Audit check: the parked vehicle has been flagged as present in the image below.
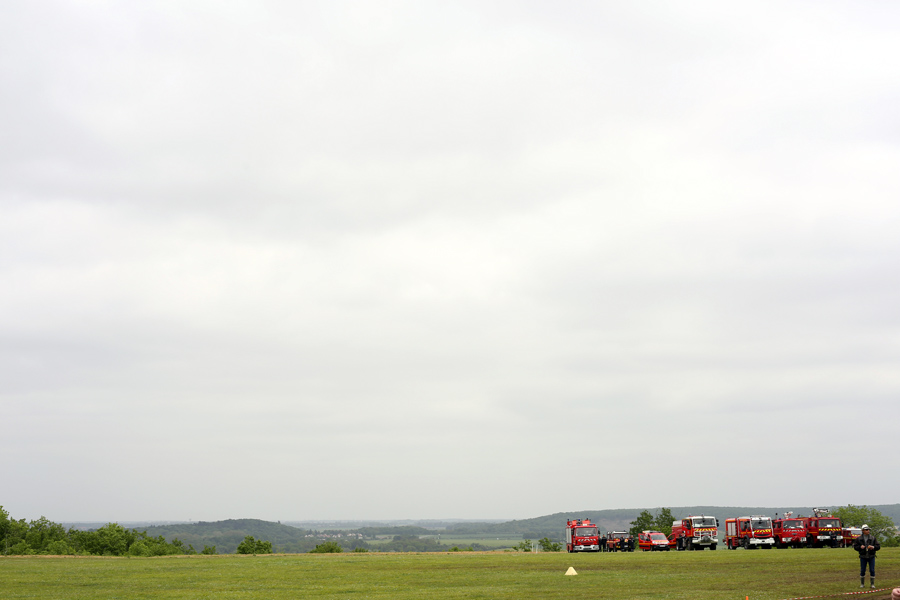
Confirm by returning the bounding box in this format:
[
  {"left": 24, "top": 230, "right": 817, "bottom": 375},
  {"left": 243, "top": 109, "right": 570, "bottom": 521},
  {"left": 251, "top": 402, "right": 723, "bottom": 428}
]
[
  {"left": 638, "top": 531, "right": 671, "bottom": 551},
  {"left": 773, "top": 513, "right": 808, "bottom": 548},
  {"left": 565, "top": 518, "right": 601, "bottom": 553},
  {"left": 805, "top": 508, "right": 843, "bottom": 548},
  {"left": 667, "top": 532, "right": 679, "bottom": 550},
  {"left": 842, "top": 526, "right": 862, "bottom": 548},
  {"left": 672, "top": 516, "right": 719, "bottom": 550},
  {"left": 725, "top": 516, "right": 775, "bottom": 549},
  {"left": 606, "top": 531, "right": 633, "bottom": 552}
]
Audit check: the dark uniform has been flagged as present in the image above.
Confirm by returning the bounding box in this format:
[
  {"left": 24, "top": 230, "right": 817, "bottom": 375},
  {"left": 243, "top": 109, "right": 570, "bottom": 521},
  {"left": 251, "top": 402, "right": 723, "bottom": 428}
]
[{"left": 853, "top": 527, "right": 880, "bottom": 588}]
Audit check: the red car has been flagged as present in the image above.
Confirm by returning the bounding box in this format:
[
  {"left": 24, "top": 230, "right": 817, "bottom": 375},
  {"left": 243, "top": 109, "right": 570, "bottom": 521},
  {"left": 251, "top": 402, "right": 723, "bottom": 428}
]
[{"left": 638, "top": 531, "right": 671, "bottom": 551}]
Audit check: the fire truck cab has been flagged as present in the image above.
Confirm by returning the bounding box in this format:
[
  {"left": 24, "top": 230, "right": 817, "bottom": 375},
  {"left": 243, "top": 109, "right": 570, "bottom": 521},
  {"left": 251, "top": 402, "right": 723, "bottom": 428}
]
[
  {"left": 671, "top": 515, "right": 718, "bottom": 551},
  {"left": 565, "top": 518, "right": 601, "bottom": 553},
  {"left": 805, "top": 509, "right": 843, "bottom": 548},
  {"left": 725, "top": 516, "right": 775, "bottom": 549},
  {"left": 773, "top": 513, "right": 808, "bottom": 548}
]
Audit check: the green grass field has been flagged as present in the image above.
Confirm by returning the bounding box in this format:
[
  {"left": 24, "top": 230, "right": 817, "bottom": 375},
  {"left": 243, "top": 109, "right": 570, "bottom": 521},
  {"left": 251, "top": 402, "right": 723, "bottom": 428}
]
[{"left": 1, "top": 548, "right": 898, "bottom": 600}]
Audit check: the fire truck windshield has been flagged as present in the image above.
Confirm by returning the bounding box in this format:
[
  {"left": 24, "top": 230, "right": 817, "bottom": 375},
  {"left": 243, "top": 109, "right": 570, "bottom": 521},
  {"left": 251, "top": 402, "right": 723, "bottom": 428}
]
[
  {"left": 650, "top": 533, "right": 667, "bottom": 541},
  {"left": 819, "top": 519, "right": 840, "bottom": 528},
  {"left": 575, "top": 527, "right": 598, "bottom": 537},
  {"left": 692, "top": 517, "right": 716, "bottom": 527},
  {"left": 751, "top": 518, "right": 772, "bottom": 529},
  {"left": 783, "top": 520, "right": 804, "bottom": 529}
]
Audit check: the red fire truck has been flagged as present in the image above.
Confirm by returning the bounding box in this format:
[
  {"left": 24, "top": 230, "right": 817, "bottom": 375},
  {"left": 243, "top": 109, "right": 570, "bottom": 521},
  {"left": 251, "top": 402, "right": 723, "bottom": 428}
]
[
  {"left": 842, "top": 526, "right": 862, "bottom": 548},
  {"left": 671, "top": 515, "right": 719, "bottom": 550},
  {"left": 565, "top": 518, "right": 601, "bottom": 553},
  {"left": 772, "top": 512, "right": 808, "bottom": 548},
  {"left": 725, "top": 516, "right": 775, "bottom": 549},
  {"left": 805, "top": 508, "right": 843, "bottom": 548}
]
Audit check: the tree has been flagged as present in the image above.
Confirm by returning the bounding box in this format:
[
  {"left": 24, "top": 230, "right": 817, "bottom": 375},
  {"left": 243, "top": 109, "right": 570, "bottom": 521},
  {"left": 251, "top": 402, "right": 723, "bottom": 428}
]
[
  {"left": 833, "top": 505, "right": 898, "bottom": 546},
  {"left": 654, "top": 508, "right": 675, "bottom": 536},
  {"left": 236, "top": 535, "right": 273, "bottom": 554},
  {"left": 127, "top": 540, "right": 153, "bottom": 557},
  {"left": 201, "top": 545, "right": 217, "bottom": 555},
  {"left": 629, "top": 510, "right": 655, "bottom": 537},
  {"left": 514, "top": 539, "right": 533, "bottom": 552},
  {"left": 45, "top": 539, "right": 75, "bottom": 555},
  {"left": 24, "top": 517, "right": 68, "bottom": 553},
  {"left": 308, "top": 541, "right": 343, "bottom": 553},
  {"left": 538, "top": 537, "right": 562, "bottom": 552},
  {"left": 631, "top": 508, "right": 676, "bottom": 538},
  {"left": 91, "top": 523, "right": 134, "bottom": 556},
  {"left": 0, "top": 506, "right": 11, "bottom": 549}
]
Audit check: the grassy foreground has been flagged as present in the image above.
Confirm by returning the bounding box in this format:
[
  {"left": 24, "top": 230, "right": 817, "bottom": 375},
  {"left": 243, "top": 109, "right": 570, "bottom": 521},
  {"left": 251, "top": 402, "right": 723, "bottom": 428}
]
[{"left": 1, "top": 548, "right": 898, "bottom": 600}]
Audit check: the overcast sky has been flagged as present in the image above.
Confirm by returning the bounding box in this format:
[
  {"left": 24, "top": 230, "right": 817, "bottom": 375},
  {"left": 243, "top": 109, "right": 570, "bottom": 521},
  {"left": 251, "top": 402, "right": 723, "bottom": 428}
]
[{"left": 3, "top": 0, "right": 900, "bottom": 523}]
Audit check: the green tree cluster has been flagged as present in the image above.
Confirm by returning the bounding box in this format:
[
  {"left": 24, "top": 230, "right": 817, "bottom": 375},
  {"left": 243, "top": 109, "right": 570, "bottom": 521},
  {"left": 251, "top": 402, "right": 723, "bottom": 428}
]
[
  {"left": 833, "top": 505, "right": 898, "bottom": 547},
  {"left": 308, "top": 540, "right": 343, "bottom": 553},
  {"left": 514, "top": 539, "right": 533, "bottom": 552},
  {"left": 0, "top": 507, "right": 198, "bottom": 556},
  {"left": 235, "top": 535, "right": 273, "bottom": 554},
  {"left": 629, "top": 508, "right": 675, "bottom": 538},
  {"left": 538, "top": 537, "right": 562, "bottom": 552}
]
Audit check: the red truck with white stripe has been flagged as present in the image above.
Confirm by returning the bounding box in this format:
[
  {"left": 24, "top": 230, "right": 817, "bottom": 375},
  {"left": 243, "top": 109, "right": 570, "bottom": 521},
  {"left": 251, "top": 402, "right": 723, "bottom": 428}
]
[
  {"left": 725, "top": 516, "right": 775, "bottom": 549},
  {"left": 773, "top": 512, "right": 808, "bottom": 548},
  {"left": 805, "top": 508, "right": 843, "bottom": 548},
  {"left": 671, "top": 515, "right": 719, "bottom": 550},
  {"left": 565, "top": 518, "right": 601, "bottom": 553}
]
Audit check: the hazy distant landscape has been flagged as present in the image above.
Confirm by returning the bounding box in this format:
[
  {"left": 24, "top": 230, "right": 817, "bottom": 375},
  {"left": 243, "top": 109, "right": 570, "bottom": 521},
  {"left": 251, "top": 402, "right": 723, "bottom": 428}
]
[{"left": 58, "top": 504, "right": 900, "bottom": 554}]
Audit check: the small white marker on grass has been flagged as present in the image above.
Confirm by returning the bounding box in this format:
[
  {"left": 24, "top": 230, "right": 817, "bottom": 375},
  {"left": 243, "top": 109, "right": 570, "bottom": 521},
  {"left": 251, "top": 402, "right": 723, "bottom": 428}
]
[{"left": 565, "top": 567, "right": 577, "bottom": 576}]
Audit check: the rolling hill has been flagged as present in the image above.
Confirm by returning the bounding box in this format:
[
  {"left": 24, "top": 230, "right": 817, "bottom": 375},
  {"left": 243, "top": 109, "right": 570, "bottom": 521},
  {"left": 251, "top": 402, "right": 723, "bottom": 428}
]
[{"left": 129, "top": 504, "right": 900, "bottom": 552}]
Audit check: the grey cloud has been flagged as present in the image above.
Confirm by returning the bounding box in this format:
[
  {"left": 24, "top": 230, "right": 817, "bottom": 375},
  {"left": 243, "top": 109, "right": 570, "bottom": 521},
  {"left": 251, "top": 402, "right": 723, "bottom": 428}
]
[{"left": 2, "top": 0, "right": 899, "bottom": 522}]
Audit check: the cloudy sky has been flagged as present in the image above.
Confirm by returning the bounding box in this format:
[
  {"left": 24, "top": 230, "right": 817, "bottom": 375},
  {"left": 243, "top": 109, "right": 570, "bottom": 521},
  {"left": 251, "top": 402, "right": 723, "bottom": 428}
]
[{"left": 3, "top": 0, "right": 900, "bottom": 523}]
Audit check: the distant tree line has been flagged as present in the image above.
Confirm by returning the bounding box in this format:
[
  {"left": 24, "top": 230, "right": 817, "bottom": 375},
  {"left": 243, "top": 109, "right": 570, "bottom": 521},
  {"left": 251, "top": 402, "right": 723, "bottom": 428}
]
[
  {"left": 140, "top": 519, "right": 312, "bottom": 553},
  {"left": 354, "top": 526, "right": 432, "bottom": 538},
  {"left": 0, "top": 507, "right": 215, "bottom": 556}
]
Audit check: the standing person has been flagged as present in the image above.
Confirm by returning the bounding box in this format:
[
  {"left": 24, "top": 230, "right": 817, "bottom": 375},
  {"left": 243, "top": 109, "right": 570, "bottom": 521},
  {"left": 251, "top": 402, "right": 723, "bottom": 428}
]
[{"left": 853, "top": 525, "right": 880, "bottom": 588}]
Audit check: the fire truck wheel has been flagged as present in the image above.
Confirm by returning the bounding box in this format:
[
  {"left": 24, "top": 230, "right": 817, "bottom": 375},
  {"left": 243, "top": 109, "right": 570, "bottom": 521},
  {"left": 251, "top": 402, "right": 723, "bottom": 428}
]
[
  {"left": 741, "top": 537, "right": 750, "bottom": 550},
  {"left": 710, "top": 544, "right": 716, "bottom": 551}
]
